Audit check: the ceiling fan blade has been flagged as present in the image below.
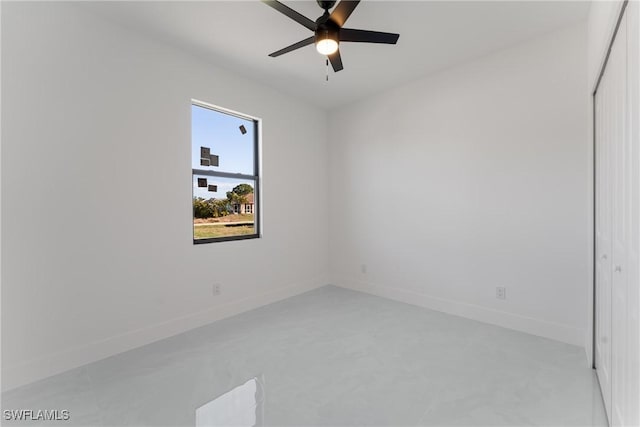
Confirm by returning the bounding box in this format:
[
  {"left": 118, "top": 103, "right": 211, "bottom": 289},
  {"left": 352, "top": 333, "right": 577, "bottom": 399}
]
[
  {"left": 330, "top": 1, "right": 360, "bottom": 27},
  {"left": 268, "top": 37, "right": 315, "bottom": 57},
  {"left": 340, "top": 28, "right": 400, "bottom": 44},
  {"left": 328, "top": 49, "right": 344, "bottom": 72},
  {"left": 261, "top": 1, "right": 317, "bottom": 31}
]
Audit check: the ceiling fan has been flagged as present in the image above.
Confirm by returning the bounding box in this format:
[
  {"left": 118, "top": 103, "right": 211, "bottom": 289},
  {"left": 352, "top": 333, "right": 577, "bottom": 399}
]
[{"left": 261, "top": 0, "right": 400, "bottom": 72}]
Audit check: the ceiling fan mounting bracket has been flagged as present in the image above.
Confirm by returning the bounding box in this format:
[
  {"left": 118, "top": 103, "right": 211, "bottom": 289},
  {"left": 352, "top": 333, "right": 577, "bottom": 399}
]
[
  {"left": 315, "top": 18, "right": 339, "bottom": 33},
  {"left": 317, "top": 1, "right": 337, "bottom": 11}
]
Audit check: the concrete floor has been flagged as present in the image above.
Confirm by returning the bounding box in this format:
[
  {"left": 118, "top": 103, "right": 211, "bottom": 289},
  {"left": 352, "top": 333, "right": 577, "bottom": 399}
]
[{"left": 2, "top": 285, "right": 607, "bottom": 426}]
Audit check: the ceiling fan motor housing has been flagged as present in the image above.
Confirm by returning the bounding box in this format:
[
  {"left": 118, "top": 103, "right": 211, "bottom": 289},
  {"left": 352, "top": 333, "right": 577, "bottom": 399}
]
[{"left": 315, "top": 21, "right": 339, "bottom": 45}]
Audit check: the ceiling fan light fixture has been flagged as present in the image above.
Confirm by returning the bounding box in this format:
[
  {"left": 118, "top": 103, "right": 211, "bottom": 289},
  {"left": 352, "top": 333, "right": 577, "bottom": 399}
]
[
  {"left": 315, "top": 31, "right": 338, "bottom": 55},
  {"left": 316, "top": 38, "right": 338, "bottom": 55}
]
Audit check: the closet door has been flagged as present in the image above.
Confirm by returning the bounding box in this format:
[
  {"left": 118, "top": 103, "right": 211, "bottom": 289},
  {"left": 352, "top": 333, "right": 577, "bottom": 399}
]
[
  {"left": 625, "top": 2, "right": 640, "bottom": 425},
  {"left": 595, "top": 4, "right": 640, "bottom": 425},
  {"left": 610, "top": 13, "right": 629, "bottom": 427},
  {"left": 595, "top": 10, "right": 628, "bottom": 423},
  {"left": 595, "top": 54, "right": 614, "bottom": 421}
]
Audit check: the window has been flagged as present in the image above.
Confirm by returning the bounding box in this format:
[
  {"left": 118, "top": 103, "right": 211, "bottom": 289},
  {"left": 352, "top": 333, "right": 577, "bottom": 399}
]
[{"left": 192, "top": 101, "right": 260, "bottom": 243}]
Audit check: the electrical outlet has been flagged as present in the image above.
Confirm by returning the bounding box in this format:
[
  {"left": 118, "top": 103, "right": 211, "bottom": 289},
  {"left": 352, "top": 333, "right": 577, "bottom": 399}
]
[
  {"left": 361, "top": 264, "right": 367, "bottom": 274},
  {"left": 496, "top": 287, "right": 506, "bottom": 300},
  {"left": 212, "top": 284, "right": 221, "bottom": 296}
]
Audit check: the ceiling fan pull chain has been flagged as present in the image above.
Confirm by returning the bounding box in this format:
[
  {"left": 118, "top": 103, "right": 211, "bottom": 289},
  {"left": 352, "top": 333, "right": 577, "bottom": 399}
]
[{"left": 326, "top": 58, "right": 329, "bottom": 82}]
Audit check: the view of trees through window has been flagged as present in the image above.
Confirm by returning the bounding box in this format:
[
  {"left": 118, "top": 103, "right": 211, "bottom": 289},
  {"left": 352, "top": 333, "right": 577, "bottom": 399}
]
[{"left": 192, "top": 103, "right": 259, "bottom": 242}]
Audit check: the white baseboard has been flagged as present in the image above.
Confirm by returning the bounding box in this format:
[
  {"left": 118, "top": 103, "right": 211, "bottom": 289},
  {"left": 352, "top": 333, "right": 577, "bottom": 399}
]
[
  {"left": 334, "top": 277, "right": 585, "bottom": 347},
  {"left": 4, "top": 276, "right": 586, "bottom": 392},
  {"left": 2, "top": 277, "right": 327, "bottom": 392}
]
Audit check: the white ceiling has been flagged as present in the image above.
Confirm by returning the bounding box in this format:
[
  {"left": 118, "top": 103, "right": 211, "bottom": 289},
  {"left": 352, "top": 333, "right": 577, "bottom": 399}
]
[{"left": 80, "top": 1, "right": 590, "bottom": 109}]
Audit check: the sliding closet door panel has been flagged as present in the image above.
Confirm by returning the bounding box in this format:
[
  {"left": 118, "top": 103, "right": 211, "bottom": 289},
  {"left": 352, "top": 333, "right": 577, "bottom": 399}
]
[
  {"left": 596, "top": 53, "right": 614, "bottom": 421},
  {"left": 596, "top": 3, "right": 640, "bottom": 424},
  {"left": 611, "top": 13, "right": 629, "bottom": 427},
  {"left": 595, "top": 4, "right": 640, "bottom": 424},
  {"left": 626, "top": 2, "right": 640, "bottom": 425}
]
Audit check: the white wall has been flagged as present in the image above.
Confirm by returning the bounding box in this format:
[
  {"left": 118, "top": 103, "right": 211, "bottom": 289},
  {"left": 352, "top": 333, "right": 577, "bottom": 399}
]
[
  {"left": 328, "top": 23, "right": 590, "bottom": 346},
  {"left": 1, "top": 2, "right": 329, "bottom": 391}
]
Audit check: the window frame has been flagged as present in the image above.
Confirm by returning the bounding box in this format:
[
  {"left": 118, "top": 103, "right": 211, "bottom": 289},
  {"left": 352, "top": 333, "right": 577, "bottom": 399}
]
[{"left": 191, "top": 100, "right": 261, "bottom": 244}]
